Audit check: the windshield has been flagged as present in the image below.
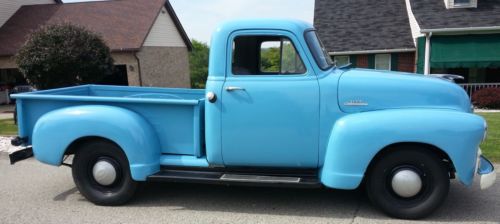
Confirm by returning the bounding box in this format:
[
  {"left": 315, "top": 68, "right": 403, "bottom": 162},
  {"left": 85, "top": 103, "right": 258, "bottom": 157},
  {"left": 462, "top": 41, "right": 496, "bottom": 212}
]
[{"left": 304, "top": 30, "right": 334, "bottom": 70}]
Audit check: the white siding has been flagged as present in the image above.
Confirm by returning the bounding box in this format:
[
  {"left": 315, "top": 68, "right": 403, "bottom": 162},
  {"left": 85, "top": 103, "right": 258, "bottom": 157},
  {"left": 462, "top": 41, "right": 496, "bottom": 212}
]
[
  {"left": 0, "top": 0, "right": 54, "bottom": 27},
  {"left": 405, "top": 0, "right": 423, "bottom": 45},
  {"left": 143, "top": 7, "right": 186, "bottom": 47}
]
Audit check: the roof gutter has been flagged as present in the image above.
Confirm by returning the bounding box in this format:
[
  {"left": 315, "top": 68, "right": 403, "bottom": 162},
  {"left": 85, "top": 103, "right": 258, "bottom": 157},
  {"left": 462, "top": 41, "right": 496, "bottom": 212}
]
[
  {"left": 329, "top": 48, "right": 415, "bottom": 56},
  {"left": 420, "top": 26, "right": 500, "bottom": 34}
]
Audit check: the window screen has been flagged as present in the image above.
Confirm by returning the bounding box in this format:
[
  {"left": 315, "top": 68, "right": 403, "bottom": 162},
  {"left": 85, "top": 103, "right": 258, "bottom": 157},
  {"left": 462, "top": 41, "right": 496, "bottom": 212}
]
[{"left": 375, "top": 54, "right": 391, "bottom": 70}]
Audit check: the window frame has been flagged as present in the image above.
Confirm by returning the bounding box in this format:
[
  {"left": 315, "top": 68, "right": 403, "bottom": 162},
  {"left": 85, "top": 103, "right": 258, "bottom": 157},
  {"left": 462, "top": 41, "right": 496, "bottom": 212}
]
[
  {"left": 374, "top": 54, "right": 392, "bottom": 70},
  {"left": 230, "top": 33, "right": 308, "bottom": 77},
  {"left": 303, "top": 30, "right": 334, "bottom": 71},
  {"left": 450, "top": 0, "right": 476, "bottom": 8}
]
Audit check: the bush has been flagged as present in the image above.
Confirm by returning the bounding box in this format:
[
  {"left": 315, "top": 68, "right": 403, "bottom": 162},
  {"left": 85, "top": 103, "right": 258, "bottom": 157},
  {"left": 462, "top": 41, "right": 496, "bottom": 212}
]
[
  {"left": 16, "top": 24, "right": 114, "bottom": 90},
  {"left": 472, "top": 88, "right": 500, "bottom": 109},
  {"left": 189, "top": 40, "right": 209, "bottom": 89}
]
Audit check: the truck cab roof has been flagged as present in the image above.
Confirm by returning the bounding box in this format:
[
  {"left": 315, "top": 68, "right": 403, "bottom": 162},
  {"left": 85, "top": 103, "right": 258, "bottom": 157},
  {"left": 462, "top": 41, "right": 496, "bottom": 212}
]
[{"left": 209, "top": 19, "right": 316, "bottom": 78}]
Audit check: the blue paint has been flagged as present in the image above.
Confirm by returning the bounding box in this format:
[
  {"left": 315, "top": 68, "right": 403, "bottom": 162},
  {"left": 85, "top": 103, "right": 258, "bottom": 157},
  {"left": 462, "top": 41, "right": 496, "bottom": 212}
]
[
  {"left": 160, "top": 155, "right": 209, "bottom": 167},
  {"left": 12, "top": 19, "right": 490, "bottom": 190}
]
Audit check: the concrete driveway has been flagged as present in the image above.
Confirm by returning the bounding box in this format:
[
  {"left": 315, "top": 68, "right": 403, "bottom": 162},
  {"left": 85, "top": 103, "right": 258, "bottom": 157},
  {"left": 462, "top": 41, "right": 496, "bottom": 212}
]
[{"left": 0, "top": 155, "right": 498, "bottom": 224}]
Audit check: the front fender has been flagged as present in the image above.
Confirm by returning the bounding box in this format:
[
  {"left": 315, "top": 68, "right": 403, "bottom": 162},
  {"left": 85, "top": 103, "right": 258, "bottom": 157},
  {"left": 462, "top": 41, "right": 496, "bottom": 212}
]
[
  {"left": 32, "top": 105, "right": 160, "bottom": 181},
  {"left": 320, "top": 109, "right": 485, "bottom": 189}
]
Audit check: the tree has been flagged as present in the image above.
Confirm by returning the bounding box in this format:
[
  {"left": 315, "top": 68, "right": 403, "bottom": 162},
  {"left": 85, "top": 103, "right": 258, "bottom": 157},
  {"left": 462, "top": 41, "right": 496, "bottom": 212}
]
[
  {"left": 16, "top": 24, "right": 114, "bottom": 90},
  {"left": 189, "top": 39, "right": 209, "bottom": 88},
  {"left": 260, "top": 47, "right": 280, "bottom": 72}
]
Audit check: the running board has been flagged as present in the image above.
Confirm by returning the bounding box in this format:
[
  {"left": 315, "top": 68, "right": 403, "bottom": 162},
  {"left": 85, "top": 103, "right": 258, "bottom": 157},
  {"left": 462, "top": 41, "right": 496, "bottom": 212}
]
[
  {"left": 220, "top": 174, "right": 301, "bottom": 183},
  {"left": 147, "top": 169, "right": 321, "bottom": 188}
]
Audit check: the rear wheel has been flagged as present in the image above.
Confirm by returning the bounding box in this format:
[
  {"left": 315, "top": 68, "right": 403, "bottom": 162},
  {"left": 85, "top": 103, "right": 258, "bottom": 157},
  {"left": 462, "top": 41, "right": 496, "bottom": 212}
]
[
  {"left": 72, "top": 140, "right": 138, "bottom": 205},
  {"left": 365, "top": 146, "right": 450, "bottom": 219}
]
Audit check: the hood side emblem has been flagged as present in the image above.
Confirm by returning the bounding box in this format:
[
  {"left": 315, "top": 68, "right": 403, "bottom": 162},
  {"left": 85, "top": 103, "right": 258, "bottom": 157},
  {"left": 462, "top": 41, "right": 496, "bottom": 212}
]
[{"left": 344, "top": 100, "right": 368, "bottom": 106}]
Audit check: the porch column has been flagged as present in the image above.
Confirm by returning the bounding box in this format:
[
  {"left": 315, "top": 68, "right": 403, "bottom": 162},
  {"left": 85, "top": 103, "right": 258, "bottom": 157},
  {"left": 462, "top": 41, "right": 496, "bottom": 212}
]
[{"left": 424, "top": 32, "right": 432, "bottom": 75}]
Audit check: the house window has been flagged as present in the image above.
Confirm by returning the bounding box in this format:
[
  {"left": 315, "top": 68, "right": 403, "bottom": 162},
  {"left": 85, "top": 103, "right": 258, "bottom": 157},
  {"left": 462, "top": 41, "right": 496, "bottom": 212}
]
[
  {"left": 334, "top": 56, "right": 350, "bottom": 67},
  {"left": 454, "top": 0, "right": 471, "bottom": 6},
  {"left": 374, "top": 54, "right": 391, "bottom": 70},
  {"left": 448, "top": 0, "right": 476, "bottom": 8}
]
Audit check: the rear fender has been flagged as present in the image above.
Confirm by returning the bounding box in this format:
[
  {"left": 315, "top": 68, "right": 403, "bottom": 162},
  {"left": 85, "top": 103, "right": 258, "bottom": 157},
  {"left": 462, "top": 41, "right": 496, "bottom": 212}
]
[
  {"left": 32, "top": 105, "right": 160, "bottom": 181},
  {"left": 320, "top": 109, "right": 485, "bottom": 189}
]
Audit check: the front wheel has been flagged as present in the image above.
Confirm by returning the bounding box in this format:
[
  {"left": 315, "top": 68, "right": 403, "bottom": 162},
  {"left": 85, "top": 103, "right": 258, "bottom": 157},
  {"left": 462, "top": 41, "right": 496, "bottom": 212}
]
[
  {"left": 72, "top": 140, "right": 138, "bottom": 205},
  {"left": 366, "top": 146, "right": 450, "bottom": 219}
]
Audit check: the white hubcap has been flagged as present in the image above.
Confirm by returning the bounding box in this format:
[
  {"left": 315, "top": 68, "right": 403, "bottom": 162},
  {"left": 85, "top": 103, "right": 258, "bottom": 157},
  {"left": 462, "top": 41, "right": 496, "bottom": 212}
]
[
  {"left": 391, "top": 169, "right": 422, "bottom": 198},
  {"left": 92, "top": 160, "right": 117, "bottom": 186}
]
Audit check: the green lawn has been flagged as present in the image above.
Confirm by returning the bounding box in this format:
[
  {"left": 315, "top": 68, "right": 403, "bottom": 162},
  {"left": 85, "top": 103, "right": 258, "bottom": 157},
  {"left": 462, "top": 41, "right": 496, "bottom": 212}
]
[
  {"left": 477, "top": 113, "right": 500, "bottom": 162},
  {"left": 0, "top": 119, "right": 17, "bottom": 136}
]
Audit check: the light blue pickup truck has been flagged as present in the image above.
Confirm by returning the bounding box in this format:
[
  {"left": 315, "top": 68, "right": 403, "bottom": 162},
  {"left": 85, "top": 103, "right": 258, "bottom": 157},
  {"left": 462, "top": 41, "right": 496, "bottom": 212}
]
[{"left": 10, "top": 19, "right": 495, "bottom": 219}]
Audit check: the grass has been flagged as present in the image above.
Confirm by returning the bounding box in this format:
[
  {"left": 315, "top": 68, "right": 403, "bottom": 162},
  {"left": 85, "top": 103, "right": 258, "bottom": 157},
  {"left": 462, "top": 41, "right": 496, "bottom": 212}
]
[
  {"left": 0, "top": 119, "right": 17, "bottom": 136},
  {"left": 0, "top": 113, "right": 498, "bottom": 162},
  {"left": 477, "top": 113, "right": 500, "bottom": 162}
]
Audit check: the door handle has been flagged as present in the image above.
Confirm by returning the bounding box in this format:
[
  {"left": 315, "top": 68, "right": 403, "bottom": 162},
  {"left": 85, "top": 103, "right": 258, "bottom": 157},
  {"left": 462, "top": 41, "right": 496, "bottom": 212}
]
[{"left": 225, "top": 86, "right": 245, "bottom": 91}]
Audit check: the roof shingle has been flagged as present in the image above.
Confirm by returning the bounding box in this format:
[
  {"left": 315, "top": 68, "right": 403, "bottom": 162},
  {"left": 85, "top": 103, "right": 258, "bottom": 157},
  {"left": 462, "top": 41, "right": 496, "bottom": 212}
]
[
  {"left": 409, "top": 0, "right": 500, "bottom": 30},
  {"left": 314, "top": 0, "right": 415, "bottom": 53},
  {"left": 0, "top": 0, "right": 189, "bottom": 56}
]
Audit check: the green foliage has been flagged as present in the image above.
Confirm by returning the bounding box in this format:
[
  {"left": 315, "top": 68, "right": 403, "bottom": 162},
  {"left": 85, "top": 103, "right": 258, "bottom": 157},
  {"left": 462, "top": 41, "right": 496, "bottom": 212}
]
[
  {"left": 281, "top": 42, "right": 305, "bottom": 73},
  {"left": 16, "top": 24, "right": 114, "bottom": 90},
  {"left": 260, "top": 42, "right": 304, "bottom": 74},
  {"left": 478, "top": 112, "right": 500, "bottom": 162},
  {"left": 260, "top": 47, "right": 280, "bottom": 72},
  {"left": 189, "top": 40, "right": 210, "bottom": 89}
]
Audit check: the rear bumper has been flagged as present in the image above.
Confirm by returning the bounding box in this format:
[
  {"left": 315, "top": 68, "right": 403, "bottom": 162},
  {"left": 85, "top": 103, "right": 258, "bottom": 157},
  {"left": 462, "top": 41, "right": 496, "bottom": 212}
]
[{"left": 477, "top": 155, "right": 496, "bottom": 190}]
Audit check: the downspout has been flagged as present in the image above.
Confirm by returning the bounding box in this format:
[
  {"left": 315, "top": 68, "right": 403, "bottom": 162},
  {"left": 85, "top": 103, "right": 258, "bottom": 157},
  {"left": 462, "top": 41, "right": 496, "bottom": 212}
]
[
  {"left": 424, "top": 32, "right": 432, "bottom": 75},
  {"left": 134, "top": 53, "right": 143, "bottom": 86}
]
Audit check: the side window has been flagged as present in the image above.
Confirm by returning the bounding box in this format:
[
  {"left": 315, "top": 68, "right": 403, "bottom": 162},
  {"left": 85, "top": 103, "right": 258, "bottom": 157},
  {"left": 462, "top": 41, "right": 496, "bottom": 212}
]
[
  {"left": 232, "top": 36, "right": 306, "bottom": 75},
  {"left": 375, "top": 54, "right": 391, "bottom": 70}
]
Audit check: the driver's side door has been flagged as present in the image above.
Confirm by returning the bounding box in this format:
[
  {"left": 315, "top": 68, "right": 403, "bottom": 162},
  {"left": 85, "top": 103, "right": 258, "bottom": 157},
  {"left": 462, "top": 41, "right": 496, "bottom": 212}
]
[{"left": 221, "top": 30, "right": 320, "bottom": 168}]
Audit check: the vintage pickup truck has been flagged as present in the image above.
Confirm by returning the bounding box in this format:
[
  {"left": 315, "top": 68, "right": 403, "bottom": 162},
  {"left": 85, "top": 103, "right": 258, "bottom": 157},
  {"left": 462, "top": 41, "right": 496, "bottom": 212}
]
[{"left": 10, "top": 19, "right": 495, "bottom": 219}]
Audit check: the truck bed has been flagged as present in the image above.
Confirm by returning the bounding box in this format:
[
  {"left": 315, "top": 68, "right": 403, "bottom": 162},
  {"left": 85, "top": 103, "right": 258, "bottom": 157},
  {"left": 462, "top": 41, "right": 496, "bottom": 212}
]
[{"left": 12, "top": 85, "right": 206, "bottom": 157}]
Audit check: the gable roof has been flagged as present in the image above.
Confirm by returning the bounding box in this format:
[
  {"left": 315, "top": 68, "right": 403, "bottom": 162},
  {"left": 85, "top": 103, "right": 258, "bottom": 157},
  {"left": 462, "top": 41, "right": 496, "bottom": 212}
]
[
  {"left": 0, "top": 0, "right": 191, "bottom": 57},
  {"left": 314, "top": 0, "right": 415, "bottom": 54},
  {"left": 410, "top": 0, "right": 500, "bottom": 31}
]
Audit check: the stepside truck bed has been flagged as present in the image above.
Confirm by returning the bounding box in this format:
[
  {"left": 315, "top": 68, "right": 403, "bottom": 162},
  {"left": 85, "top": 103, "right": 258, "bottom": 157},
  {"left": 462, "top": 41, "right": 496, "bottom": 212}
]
[{"left": 13, "top": 85, "right": 206, "bottom": 157}]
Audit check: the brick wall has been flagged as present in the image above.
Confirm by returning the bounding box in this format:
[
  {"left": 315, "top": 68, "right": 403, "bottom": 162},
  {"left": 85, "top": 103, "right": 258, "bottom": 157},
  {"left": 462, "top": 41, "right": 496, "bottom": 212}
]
[
  {"left": 356, "top": 55, "right": 369, "bottom": 68},
  {"left": 397, "top": 52, "right": 416, "bottom": 73}
]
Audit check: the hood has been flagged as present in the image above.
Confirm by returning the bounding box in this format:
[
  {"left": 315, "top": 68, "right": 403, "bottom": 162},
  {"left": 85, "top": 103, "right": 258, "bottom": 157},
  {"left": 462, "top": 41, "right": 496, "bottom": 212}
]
[{"left": 338, "top": 69, "right": 472, "bottom": 113}]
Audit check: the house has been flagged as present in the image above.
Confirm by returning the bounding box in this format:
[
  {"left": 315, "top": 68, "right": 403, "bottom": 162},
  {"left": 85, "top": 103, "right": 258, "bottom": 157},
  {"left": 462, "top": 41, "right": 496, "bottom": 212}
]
[
  {"left": 410, "top": 0, "right": 500, "bottom": 84},
  {"left": 314, "top": 0, "right": 500, "bottom": 85},
  {"left": 0, "top": 0, "right": 192, "bottom": 90},
  {"left": 314, "top": 0, "right": 416, "bottom": 73}
]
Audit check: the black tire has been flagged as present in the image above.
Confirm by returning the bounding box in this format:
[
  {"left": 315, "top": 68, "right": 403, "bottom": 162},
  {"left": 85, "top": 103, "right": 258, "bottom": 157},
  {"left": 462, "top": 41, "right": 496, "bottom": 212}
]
[
  {"left": 72, "top": 140, "right": 138, "bottom": 205},
  {"left": 365, "top": 146, "right": 450, "bottom": 219}
]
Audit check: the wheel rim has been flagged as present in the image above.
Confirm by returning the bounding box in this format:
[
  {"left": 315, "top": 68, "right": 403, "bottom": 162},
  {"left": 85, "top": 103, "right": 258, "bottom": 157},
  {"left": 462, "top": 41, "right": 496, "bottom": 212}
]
[
  {"left": 390, "top": 168, "right": 423, "bottom": 198},
  {"left": 92, "top": 158, "right": 119, "bottom": 186}
]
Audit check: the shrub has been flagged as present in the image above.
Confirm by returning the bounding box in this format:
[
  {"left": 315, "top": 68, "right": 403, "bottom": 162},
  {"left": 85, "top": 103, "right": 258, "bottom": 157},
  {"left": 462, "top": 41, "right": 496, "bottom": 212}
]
[
  {"left": 472, "top": 88, "right": 500, "bottom": 109},
  {"left": 189, "top": 40, "right": 209, "bottom": 89},
  {"left": 16, "top": 24, "right": 114, "bottom": 90}
]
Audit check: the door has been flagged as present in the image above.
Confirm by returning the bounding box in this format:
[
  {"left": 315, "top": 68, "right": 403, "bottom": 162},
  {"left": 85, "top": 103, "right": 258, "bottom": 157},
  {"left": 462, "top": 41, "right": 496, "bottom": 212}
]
[{"left": 221, "top": 31, "right": 320, "bottom": 168}]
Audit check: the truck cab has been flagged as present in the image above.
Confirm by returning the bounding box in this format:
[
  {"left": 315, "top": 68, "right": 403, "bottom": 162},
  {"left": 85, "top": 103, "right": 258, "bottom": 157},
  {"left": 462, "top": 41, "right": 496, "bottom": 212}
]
[{"left": 10, "top": 19, "right": 495, "bottom": 219}]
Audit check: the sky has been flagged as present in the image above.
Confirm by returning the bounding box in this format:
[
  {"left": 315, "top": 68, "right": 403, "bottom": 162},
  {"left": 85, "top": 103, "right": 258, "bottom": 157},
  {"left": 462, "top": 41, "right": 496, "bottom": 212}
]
[
  {"left": 170, "top": 0, "right": 315, "bottom": 43},
  {"left": 64, "top": 0, "right": 315, "bottom": 44}
]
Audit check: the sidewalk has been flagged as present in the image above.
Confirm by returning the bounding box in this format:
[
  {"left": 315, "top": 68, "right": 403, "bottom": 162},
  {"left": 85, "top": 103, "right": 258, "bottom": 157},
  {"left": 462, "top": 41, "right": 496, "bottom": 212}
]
[
  {"left": 475, "top": 109, "right": 500, "bottom": 113},
  {"left": 0, "top": 104, "right": 14, "bottom": 120}
]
